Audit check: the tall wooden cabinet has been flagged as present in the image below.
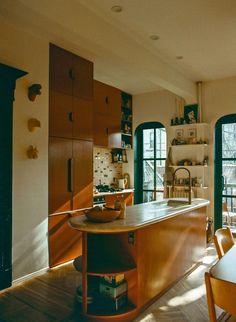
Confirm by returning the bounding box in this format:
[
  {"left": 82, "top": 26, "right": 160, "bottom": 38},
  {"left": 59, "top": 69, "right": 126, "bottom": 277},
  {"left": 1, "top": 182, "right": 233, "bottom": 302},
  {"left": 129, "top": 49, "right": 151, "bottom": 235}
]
[
  {"left": 49, "top": 44, "right": 93, "bottom": 267},
  {"left": 49, "top": 91, "right": 93, "bottom": 141},
  {"left": 49, "top": 44, "right": 93, "bottom": 99},
  {"left": 93, "top": 80, "right": 121, "bottom": 148}
]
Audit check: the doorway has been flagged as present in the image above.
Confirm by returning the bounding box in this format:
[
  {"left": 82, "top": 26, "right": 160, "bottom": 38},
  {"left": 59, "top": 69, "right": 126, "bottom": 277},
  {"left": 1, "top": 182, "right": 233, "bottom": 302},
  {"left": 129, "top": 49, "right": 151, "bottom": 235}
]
[
  {"left": 134, "top": 122, "right": 166, "bottom": 204},
  {"left": 215, "top": 114, "right": 236, "bottom": 232}
]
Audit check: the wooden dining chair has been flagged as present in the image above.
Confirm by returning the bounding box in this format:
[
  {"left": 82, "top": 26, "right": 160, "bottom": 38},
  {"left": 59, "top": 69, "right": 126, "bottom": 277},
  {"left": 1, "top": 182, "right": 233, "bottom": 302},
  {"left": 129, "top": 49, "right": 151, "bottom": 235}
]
[
  {"left": 213, "top": 227, "right": 235, "bottom": 259},
  {"left": 205, "top": 271, "right": 236, "bottom": 322}
]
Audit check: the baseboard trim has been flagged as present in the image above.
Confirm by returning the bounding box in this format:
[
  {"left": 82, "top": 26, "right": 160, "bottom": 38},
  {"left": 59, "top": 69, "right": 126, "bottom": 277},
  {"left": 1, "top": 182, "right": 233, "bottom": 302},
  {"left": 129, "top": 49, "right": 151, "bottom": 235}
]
[
  {"left": 12, "top": 260, "right": 74, "bottom": 286},
  {"left": 12, "top": 267, "right": 49, "bottom": 286}
]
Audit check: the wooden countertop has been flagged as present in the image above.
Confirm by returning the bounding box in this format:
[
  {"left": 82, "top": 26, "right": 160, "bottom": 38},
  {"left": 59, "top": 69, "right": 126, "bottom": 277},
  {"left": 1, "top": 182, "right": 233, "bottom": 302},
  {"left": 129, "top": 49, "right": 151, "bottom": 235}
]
[{"left": 69, "top": 198, "right": 209, "bottom": 233}]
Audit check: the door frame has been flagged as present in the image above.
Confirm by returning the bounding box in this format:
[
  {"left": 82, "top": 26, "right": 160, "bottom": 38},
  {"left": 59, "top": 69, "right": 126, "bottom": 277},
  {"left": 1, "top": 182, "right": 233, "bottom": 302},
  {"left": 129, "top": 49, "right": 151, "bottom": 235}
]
[
  {"left": 214, "top": 113, "right": 236, "bottom": 231},
  {"left": 0, "top": 64, "right": 27, "bottom": 290}
]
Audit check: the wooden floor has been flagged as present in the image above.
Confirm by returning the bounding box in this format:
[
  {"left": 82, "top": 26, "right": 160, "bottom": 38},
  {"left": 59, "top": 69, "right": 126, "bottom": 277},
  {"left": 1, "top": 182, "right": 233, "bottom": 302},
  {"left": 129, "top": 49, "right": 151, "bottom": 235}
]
[{"left": 0, "top": 245, "right": 231, "bottom": 322}]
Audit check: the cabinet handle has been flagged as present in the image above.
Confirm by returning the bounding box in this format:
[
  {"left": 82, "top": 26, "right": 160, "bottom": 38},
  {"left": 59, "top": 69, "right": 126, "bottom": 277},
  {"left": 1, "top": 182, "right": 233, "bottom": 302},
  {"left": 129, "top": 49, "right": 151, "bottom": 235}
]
[
  {"left": 105, "top": 96, "right": 109, "bottom": 104},
  {"left": 68, "top": 112, "right": 74, "bottom": 122},
  {"left": 69, "top": 68, "right": 75, "bottom": 80},
  {"left": 68, "top": 158, "right": 74, "bottom": 192},
  {"left": 106, "top": 128, "right": 108, "bottom": 135}
]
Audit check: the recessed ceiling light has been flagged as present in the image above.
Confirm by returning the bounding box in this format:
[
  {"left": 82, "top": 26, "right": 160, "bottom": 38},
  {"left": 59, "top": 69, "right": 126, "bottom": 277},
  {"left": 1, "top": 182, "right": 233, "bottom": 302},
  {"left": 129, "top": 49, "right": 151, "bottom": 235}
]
[
  {"left": 176, "top": 56, "right": 184, "bottom": 60},
  {"left": 150, "top": 35, "right": 160, "bottom": 40},
  {"left": 111, "top": 5, "right": 123, "bottom": 13}
]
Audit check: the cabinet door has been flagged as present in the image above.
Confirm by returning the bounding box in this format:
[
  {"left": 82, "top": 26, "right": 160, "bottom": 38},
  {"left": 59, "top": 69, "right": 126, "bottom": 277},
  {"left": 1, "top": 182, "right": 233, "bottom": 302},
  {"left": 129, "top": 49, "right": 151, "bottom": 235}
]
[
  {"left": 49, "top": 137, "right": 72, "bottom": 214},
  {"left": 49, "top": 91, "right": 73, "bottom": 138},
  {"left": 93, "top": 113, "right": 109, "bottom": 147},
  {"left": 107, "top": 86, "right": 121, "bottom": 118},
  {"left": 73, "top": 55, "right": 93, "bottom": 100},
  {"left": 49, "top": 44, "right": 73, "bottom": 96},
  {"left": 94, "top": 80, "right": 109, "bottom": 114},
  {"left": 73, "top": 97, "right": 93, "bottom": 141},
  {"left": 108, "top": 115, "right": 122, "bottom": 148},
  {"left": 73, "top": 140, "right": 93, "bottom": 210},
  {"left": 48, "top": 212, "right": 83, "bottom": 267}
]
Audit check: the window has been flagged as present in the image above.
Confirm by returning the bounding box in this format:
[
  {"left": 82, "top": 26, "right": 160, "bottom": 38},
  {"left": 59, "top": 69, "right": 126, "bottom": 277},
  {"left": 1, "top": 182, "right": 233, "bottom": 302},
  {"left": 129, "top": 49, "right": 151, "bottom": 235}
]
[
  {"left": 215, "top": 114, "right": 236, "bottom": 232},
  {"left": 134, "top": 122, "right": 166, "bottom": 204}
]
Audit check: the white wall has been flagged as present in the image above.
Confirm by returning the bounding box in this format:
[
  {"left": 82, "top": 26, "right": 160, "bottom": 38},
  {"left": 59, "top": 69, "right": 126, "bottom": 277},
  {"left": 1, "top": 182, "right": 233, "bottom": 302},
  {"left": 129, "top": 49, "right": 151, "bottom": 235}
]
[
  {"left": 126, "top": 90, "right": 177, "bottom": 188},
  {"left": 1, "top": 20, "right": 49, "bottom": 280},
  {"left": 133, "top": 90, "right": 177, "bottom": 132}
]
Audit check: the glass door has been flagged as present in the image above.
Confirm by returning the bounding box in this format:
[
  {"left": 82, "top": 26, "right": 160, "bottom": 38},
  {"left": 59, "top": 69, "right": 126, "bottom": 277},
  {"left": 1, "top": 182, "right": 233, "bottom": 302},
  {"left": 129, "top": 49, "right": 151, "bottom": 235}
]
[
  {"left": 215, "top": 115, "right": 236, "bottom": 231},
  {"left": 135, "top": 122, "right": 166, "bottom": 204}
]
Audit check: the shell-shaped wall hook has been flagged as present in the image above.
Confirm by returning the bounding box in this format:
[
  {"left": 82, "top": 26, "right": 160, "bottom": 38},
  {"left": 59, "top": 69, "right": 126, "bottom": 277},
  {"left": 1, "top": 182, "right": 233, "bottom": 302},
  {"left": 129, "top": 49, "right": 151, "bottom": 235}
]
[
  {"left": 28, "top": 84, "right": 42, "bottom": 101},
  {"left": 28, "top": 118, "right": 41, "bottom": 132},
  {"left": 27, "top": 145, "right": 39, "bottom": 159}
]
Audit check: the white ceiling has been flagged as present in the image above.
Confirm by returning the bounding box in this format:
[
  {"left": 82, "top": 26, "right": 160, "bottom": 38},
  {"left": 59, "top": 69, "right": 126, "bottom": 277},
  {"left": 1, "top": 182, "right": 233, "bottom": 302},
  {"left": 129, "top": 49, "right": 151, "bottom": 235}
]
[{"left": 1, "top": 0, "right": 236, "bottom": 100}]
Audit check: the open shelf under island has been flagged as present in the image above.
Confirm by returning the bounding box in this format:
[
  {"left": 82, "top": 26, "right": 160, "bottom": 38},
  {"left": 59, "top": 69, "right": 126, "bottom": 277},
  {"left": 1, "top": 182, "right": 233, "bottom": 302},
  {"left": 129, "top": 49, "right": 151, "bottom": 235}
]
[{"left": 69, "top": 198, "right": 209, "bottom": 321}]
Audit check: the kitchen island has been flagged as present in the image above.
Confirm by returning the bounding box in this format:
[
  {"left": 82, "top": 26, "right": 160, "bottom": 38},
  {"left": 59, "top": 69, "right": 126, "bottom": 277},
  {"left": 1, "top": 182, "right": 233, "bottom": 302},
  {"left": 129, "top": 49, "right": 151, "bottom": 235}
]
[{"left": 70, "top": 198, "right": 209, "bottom": 321}]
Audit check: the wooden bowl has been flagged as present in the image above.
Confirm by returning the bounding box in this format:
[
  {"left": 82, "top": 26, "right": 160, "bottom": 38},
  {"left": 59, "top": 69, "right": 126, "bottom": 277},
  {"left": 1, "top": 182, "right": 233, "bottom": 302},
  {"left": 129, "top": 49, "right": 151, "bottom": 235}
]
[{"left": 84, "top": 208, "right": 120, "bottom": 223}]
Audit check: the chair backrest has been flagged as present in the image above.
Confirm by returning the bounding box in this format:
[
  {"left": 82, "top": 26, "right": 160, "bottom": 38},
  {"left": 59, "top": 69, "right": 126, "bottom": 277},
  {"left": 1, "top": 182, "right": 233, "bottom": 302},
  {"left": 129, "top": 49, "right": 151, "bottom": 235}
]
[
  {"left": 213, "top": 227, "right": 234, "bottom": 259},
  {"left": 205, "top": 271, "right": 236, "bottom": 322}
]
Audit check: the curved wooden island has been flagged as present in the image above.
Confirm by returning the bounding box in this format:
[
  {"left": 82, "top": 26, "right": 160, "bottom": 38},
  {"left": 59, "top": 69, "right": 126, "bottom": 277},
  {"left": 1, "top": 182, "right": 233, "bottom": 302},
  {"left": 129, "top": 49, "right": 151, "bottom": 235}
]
[{"left": 69, "top": 198, "right": 209, "bottom": 322}]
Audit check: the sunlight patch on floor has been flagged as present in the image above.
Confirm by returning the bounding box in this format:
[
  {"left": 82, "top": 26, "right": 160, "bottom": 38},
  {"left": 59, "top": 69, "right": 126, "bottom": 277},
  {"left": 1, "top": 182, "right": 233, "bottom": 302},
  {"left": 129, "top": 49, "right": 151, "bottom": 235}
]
[
  {"left": 158, "top": 306, "right": 169, "bottom": 311},
  {"left": 167, "top": 284, "right": 205, "bottom": 307},
  {"left": 188, "top": 264, "right": 206, "bottom": 277},
  {"left": 139, "top": 313, "right": 155, "bottom": 321},
  {"left": 202, "top": 254, "right": 217, "bottom": 264}
]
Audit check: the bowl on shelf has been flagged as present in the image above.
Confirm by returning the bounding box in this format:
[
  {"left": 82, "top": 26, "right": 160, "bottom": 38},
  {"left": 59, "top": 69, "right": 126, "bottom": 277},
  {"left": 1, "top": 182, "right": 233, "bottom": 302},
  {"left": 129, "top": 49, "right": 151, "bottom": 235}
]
[{"left": 84, "top": 206, "right": 120, "bottom": 223}]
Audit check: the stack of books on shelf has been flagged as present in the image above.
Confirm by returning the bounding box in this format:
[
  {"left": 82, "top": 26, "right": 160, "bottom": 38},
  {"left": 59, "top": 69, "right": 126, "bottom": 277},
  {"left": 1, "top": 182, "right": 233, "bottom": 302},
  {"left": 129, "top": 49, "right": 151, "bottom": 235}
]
[{"left": 97, "top": 274, "right": 127, "bottom": 311}]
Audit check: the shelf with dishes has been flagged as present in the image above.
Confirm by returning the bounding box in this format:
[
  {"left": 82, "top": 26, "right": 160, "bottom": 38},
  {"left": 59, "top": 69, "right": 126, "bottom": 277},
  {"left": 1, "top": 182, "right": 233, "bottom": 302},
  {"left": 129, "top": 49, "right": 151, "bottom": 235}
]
[
  {"left": 169, "top": 122, "right": 209, "bottom": 146},
  {"left": 169, "top": 165, "right": 208, "bottom": 168},
  {"left": 121, "top": 92, "right": 133, "bottom": 149},
  {"left": 167, "top": 122, "right": 209, "bottom": 199},
  {"left": 167, "top": 164, "right": 209, "bottom": 198},
  {"left": 171, "top": 143, "right": 208, "bottom": 148}
]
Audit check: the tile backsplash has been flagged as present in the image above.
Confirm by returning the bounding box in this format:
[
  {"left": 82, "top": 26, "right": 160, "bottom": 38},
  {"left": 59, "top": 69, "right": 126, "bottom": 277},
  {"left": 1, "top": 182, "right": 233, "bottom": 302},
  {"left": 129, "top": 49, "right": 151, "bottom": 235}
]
[{"left": 93, "top": 147, "right": 122, "bottom": 186}]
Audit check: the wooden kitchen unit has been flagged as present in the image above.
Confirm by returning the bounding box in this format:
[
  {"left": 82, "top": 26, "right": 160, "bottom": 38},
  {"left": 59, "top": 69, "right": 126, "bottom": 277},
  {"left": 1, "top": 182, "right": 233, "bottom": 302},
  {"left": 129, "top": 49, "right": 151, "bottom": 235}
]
[
  {"left": 70, "top": 199, "right": 209, "bottom": 321},
  {"left": 48, "top": 44, "right": 94, "bottom": 268},
  {"left": 93, "top": 80, "right": 122, "bottom": 148}
]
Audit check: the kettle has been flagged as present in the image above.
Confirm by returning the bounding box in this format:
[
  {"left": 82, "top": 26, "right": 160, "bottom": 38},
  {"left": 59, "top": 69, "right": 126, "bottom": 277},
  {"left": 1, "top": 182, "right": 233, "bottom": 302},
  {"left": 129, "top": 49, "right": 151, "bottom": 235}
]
[{"left": 117, "top": 178, "right": 127, "bottom": 189}]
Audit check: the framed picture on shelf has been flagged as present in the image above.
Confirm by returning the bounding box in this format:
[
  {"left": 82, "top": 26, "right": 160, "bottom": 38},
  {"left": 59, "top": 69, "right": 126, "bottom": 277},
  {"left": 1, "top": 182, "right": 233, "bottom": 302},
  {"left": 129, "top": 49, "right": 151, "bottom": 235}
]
[
  {"left": 175, "top": 129, "right": 184, "bottom": 139},
  {"left": 184, "top": 104, "right": 198, "bottom": 124},
  {"left": 187, "top": 128, "right": 197, "bottom": 144},
  {"left": 187, "top": 128, "right": 196, "bottom": 138}
]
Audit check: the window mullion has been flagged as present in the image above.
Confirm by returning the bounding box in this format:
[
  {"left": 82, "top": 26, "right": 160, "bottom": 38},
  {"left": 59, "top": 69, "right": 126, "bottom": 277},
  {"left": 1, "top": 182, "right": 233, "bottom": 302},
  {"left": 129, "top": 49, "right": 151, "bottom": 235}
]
[{"left": 154, "top": 128, "right": 156, "bottom": 200}]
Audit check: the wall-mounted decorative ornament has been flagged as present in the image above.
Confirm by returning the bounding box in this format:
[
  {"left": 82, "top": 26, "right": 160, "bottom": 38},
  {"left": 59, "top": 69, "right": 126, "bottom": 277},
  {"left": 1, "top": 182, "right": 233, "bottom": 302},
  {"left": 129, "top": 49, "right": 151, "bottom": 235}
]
[
  {"left": 28, "top": 83, "right": 42, "bottom": 101},
  {"left": 28, "top": 118, "right": 41, "bottom": 132},
  {"left": 27, "top": 145, "right": 39, "bottom": 159}
]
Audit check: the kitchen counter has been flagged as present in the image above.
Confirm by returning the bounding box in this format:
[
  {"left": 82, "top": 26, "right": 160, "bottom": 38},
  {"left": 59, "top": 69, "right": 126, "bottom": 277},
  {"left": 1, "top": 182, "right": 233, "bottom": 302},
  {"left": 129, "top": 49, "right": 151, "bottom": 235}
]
[
  {"left": 93, "top": 188, "right": 134, "bottom": 197},
  {"left": 70, "top": 198, "right": 209, "bottom": 233},
  {"left": 69, "top": 198, "right": 209, "bottom": 321}
]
